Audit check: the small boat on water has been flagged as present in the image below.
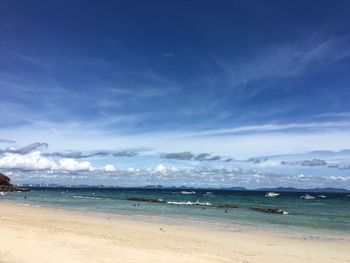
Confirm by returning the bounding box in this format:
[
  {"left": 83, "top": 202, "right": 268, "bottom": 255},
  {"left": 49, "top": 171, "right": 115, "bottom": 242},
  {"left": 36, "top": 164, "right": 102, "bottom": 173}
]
[
  {"left": 0, "top": 192, "right": 5, "bottom": 196},
  {"left": 301, "top": 194, "right": 316, "bottom": 200},
  {"left": 265, "top": 192, "right": 280, "bottom": 197},
  {"left": 317, "top": 195, "right": 326, "bottom": 198}
]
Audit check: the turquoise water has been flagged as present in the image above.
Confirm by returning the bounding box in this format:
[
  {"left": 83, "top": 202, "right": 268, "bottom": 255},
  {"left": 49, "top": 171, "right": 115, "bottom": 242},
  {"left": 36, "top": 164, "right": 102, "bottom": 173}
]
[{"left": 2, "top": 187, "right": 350, "bottom": 234}]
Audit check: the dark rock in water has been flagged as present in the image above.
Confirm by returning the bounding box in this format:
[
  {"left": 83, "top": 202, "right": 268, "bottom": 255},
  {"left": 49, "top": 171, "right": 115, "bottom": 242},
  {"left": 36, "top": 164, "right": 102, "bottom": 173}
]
[
  {"left": 215, "top": 204, "right": 238, "bottom": 209},
  {"left": 128, "top": 197, "right": 166, "bottom": 203},
  {"left": 250, "top": 207, "right": 287, "bottom": 215},
  {"left": 0, "top": 172, "right": 30, "bottom": 192}
]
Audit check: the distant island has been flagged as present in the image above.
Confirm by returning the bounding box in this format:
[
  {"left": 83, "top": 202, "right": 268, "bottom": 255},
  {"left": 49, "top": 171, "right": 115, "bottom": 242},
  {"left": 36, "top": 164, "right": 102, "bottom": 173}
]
[
  {"left": 16, "top": 182, "right": 350, "bottom": 193},
  {"left": 253, "top": 187, "right": 350, "bottom": 193}
]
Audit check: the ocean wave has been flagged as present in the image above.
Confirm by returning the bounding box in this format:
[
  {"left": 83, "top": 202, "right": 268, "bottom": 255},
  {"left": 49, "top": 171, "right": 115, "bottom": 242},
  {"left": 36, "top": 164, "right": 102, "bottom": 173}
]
[
  {"left": 72, "top": 195, "right": 102, "bottom": 200},
  {"left": 167, "top": 200, "right": 212, "bottom": 206},
  {"left": 179, "top": 191, "right": 196, "bottom": 195}
]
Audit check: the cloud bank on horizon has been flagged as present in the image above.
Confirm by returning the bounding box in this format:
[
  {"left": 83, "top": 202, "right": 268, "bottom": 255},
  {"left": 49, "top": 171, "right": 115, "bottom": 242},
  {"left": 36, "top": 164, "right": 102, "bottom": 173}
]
[
  {"left": 0, "top": 142, "right": 349, "bottom": 189},
  {"left": 1, "top": 0, "right": 350, "bottom": 187}
]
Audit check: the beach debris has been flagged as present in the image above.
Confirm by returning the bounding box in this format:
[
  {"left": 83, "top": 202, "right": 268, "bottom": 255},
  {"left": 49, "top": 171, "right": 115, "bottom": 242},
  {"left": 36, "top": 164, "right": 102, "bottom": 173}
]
[
  {"left": 250, "top": 207, "right": 288, "bottom": 215},
  {"left": 0, "top": 173, "right": 30, "bottom": 192}
]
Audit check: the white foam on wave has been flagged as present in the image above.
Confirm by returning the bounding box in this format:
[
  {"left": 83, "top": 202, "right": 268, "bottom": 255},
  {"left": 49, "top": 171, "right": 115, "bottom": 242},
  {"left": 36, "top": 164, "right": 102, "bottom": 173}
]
[
  {"left": 179, "top": 191, "right": 196, "bottom": 195},
  {"left": 72, "top": 195, "right": 102, "bottom": 200},
  {"left": 167, "top": 200, "right": 212, "bottom": 206}
]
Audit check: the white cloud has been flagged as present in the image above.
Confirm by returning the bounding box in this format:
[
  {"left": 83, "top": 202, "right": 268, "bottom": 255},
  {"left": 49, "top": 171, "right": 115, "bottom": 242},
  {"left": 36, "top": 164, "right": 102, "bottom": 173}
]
[
  {"left": 127, "top": 167, "right": 140, "bottom": 173},
  {"left": 103, "top": 164, "right": 116, "bottom": 172},
  {"left": 0, "top": 151, "right": 56, "bottom": 170},
  {"left": 150, "top": 164, "right": 179, "bottom": 174},
  {"left": 4, "top": 156, "right": 350, "bottom": 188},
  {"left": 58, "top": 158, "right": 94, "bottom": 171},
  {"left": 0, "top": 152, "right": 94, "bottom": 172},
  {"left": 153, "top": 164, "right": 166, "bottom": 174},
  {"left": 170, "top": 166, "right": 179, "bottom": 172}
]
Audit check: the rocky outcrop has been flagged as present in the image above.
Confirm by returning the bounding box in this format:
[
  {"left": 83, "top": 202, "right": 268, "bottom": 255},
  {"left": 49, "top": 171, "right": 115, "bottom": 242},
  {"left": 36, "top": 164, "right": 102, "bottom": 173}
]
[
  {"left": 0, "top": 172, "right": 30, "bottom": 192},
  {"left": 250, "top": 207, "right": 287, "bottom": 215},
  {"left": 0, "top": 173, "right": 11, "bottom": 186}
]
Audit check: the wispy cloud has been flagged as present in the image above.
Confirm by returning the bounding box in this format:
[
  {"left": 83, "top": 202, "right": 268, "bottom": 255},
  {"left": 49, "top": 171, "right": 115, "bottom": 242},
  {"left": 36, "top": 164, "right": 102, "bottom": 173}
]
[
  {"left": 0, "top": 139, "right": 16, "bottom": 144},
  {"left": 163, "top": 152, "right": 194, "bottom": 160},
  {"left": 177, "top": 121, "right": 350, "bottom": 138},
  {"left": 0, "top": 142, "right": 48, "bottom": 155},
  {"left": 162, "top": 152, "right": 223, "bottom": 162},
  {"left": 216, "top": 33, "right": 350, "bottom": 88},
  {"left": 163, "top": 53, "right": 176, "bottom": 58},
  {"left": 108, "top": 86, "right": 178, "bottom": 99},
  {"left": 44, "top": 149, "right": 139, "bottom": 159}
]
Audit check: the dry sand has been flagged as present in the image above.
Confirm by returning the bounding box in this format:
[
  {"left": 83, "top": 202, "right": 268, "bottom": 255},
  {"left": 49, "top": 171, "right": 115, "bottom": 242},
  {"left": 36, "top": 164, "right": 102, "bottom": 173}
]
[{"left": 0, "top": 201, "right": 349, "bottom": 263}]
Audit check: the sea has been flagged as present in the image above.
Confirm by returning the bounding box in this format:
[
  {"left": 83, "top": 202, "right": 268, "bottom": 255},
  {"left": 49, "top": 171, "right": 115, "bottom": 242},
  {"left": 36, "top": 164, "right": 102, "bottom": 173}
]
[{"left": 1, "top": 187, "right": 350, "bottom": 237}]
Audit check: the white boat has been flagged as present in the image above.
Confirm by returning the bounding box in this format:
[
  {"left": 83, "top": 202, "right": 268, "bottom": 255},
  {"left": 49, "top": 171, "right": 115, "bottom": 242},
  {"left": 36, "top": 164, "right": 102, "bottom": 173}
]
[
  {"left": 317, "top": 195, "right": 326, "bottom": 198},
  {"left": 265, "top": 192, "right": 280, "bottom": 197},
  {"left": 0, "top": 192, "right": 5, "bottom": 196},
  {"left": 301, "top": 194, "right": 316, "bottom": 200}
]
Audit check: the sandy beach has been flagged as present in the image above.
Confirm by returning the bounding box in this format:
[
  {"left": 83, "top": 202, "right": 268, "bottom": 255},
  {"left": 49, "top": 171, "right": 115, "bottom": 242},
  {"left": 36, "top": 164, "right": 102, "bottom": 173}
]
[{"left": 0, "top": 201, "right": 349, "bottom": 263}]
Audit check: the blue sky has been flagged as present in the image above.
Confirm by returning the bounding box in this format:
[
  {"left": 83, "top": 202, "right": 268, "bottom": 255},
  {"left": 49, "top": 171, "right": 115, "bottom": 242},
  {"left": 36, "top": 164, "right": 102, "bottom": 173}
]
[{"left": 0, "top": 1, "right": 350, "bottom": 187}]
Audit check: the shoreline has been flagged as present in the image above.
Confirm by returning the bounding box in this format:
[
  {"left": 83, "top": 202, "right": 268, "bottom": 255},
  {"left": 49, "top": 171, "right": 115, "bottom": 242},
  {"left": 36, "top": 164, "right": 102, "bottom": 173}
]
[
  {"left": 1, "top": 200, "right": 349, "bottom": 263},
  {"left": 1, "top": 198, "right": 349, "bottom": 241}
]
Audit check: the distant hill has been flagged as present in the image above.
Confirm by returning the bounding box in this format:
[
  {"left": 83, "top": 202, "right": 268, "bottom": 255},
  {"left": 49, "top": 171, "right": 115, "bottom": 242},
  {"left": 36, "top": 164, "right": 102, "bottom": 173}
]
[
  {"left": 255, "top": 187, "right": 350, "bottom": 193},
  {"left": 18, "top": 184, "right": 350, "bottom": 193}
]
